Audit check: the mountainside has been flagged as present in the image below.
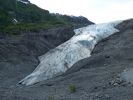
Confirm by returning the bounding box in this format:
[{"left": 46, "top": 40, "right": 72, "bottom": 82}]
[
  {"left": 0, "top": 1, "right": 95, "bottom": 100},
  {"left": 0, "top": 19, "right": 133, "bottom": 100},
  {"left": 1, "top": 0, "right": 133, "bottom": 100},
  {"left": 0, "top": 0, "right": 92, "bottom": 34}
]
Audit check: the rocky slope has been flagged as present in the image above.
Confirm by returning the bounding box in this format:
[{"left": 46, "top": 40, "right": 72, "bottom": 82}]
[
  {"left": 0, "top": 24, "right": 93, "bottom": 100},
  {"left": 0, "top": 19, "right": 133, "bottom": 100}
]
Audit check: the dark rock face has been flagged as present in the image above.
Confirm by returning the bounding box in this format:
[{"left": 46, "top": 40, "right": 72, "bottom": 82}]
[
  {"left": 1, "top": 19, "right": 133, "bottom": 100},
  {"left": 0, "top": 24, "right": 92, "bottom": 99},
  {"left": 0, "top": 26, "right": 75, "bottom": 86}
]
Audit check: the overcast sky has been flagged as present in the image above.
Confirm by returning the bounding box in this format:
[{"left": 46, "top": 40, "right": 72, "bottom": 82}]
[{"left": 30, "top": 0, "right": 133, "bottom": 23}]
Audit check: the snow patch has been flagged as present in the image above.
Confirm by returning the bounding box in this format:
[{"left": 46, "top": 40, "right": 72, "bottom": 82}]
[
  {"left": 121, "top": 68, "right": 133, "bottom": 84},
  {"left": 19, "top": 20, "right": 122, "bottom": 86},
  {"left": 17, "top": 0, "right": 29, "bottom": 4},
  {"left": 12, "top": 18, "right": 18, "bottom": 24}
]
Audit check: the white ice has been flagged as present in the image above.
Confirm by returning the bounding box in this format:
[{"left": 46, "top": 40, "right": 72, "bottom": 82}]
[
  {"left": 121, "top": 68, "right": 133, "bottom": 84},
  {"left": 17, "top": 0, "right": 29, "bottom": 4},
  {"left": 19, "top": 20, "right": 122, "bottom": 86}
]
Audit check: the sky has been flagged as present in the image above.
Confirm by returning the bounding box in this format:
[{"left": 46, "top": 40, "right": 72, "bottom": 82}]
[{"left": 30, "top": 0, "right": 133, "bottom": 23}]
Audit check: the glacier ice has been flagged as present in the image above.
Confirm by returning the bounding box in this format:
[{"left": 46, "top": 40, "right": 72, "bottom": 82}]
[
  {"left": 19, "top": 20, "right": 122, "bottom": 86},
  {"left": 121, "top": 68, "right": 133, "bottom": 84}
]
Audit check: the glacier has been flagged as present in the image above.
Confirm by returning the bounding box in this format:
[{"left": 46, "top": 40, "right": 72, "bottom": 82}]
[{"left": 19, "top": 20, "right": 122, "bottom": 86}]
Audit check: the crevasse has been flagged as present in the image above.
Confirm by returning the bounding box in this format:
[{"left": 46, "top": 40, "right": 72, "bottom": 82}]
[{"left": 19, "top": 20, "right": 122, "bottom": 86}]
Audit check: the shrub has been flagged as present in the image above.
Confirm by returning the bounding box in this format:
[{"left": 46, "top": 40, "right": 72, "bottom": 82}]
[
  {"left": 49, "top": 96, "right": 54, "bottom": 100},
  {"left": 69, "top": 85, "right": 76, "bottom": 93}
]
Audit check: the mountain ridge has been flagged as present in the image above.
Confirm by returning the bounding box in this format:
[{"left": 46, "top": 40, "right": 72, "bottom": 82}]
[{"left": 0, "top": 0, "right": 93, "bottom": 34}]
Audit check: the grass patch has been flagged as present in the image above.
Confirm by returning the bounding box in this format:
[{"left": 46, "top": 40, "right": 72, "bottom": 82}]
[
  {"left": 49, "top": 96, "right": 54, "bottom": 100},
  {"left": 69, "top": 84, "right": 76, "bottom": 93},
  {"left": 0, "top": 21, "right": 71, "bottom": 35}
]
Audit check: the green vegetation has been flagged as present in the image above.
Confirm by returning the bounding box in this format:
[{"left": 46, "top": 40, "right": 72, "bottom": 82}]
[
  {"left": 0, "top": 0, "right": 90, "bottom": 35},
  {"left": 49, "top": 96, "right": 54, "bottom": 100},
  {"left": 1, "top": 21, "right": 69, "bottom": 35},
  {"left": 69, "top": 85, "right": 76, "bottom": 93}
]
